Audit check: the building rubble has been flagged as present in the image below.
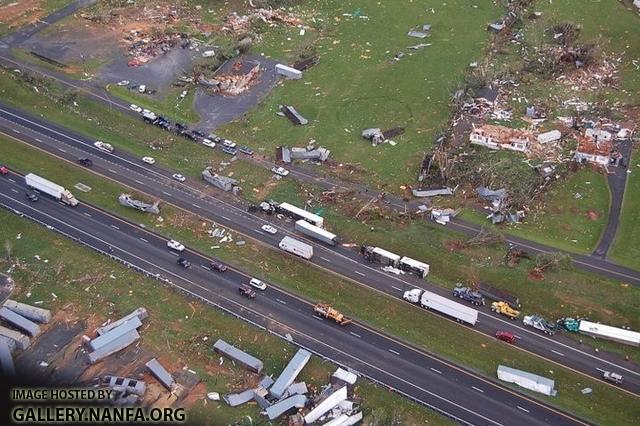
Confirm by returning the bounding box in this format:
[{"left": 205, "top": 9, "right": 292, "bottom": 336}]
[
  {"left": 222, "top": 8, "right": 303, "bottom": 35},
  {"left": 361, "top": 126, "right": 405, "bottom": 146},
  {"left": 199, "top": 63, "right": 261, "bottom": 96},
  {"left": 118, "top": 194, "right": 160, "bottom": 214},
  {"left": 277, "top": 140, "right": 330, "bottom": 164}
]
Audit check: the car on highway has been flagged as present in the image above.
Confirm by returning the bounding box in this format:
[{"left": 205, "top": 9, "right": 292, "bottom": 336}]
[
  {"left": 602, "top": 371, "right": 623, "bottom": 385},
  {"left": 94, "top": 141, "right": 114, "bottom": 153},
  {"left": 129, "top": 104, "right": 142, "bottom": 113},
  {"left": 138, "top": 85, "right": 146, "bottom": 93},
  {"left": 239, "top": 284, "right": 256, "bottom": 299},
  {"left": 117, "top": 80, "right": 129, "bottom": 86},
  {"left": 172, "top": 173, "right": 186, "bottom": 182},
  {"left": 167, "top": 239, "right": 185, "bottom": 252},
  {"left": 0, "top": 165, "right": 9, "bottom": 175},
  {"left": 271, "top": 166, "right": 289, "bottom": 177},
  {"left": 208, "top": 134, "right": 222, "bottom": 143},
  {"left": 141, "top": 156, "right": 156, "bottom": 165},
  {"left": 201, "top": 139, "right": 216, "bottom": 148},
  {"left": 249, "top": 278, "right": 267, "bottom": 291},
  {"left": 210, "top": 262, "right": 228, "bottom": 272},
  {"left": 177, "top": 257, "right": 191, "bottom": 268},
  {"left": 238, "top": 146, "right": 254, "bottom": 156},
  {"left": 193, "top": 130, "right": 206, "bottom": 138},
  {"left": 25, "top": 192, "right": 39, "bottom": 202},
  {"left": 495, "top": 331, "right": 516, "bottom": 344},
  {"left": 222, "top": 147, "right": 237, "bottom": 156},
  {"left": 77, "top": 158, "right": 93, "bottom": 167},
  {"left": 261, "top": 224, "right": 277, "bottom": 234},
  {"left": 222, "top": 139, "right": 237, "bottom": 149}
]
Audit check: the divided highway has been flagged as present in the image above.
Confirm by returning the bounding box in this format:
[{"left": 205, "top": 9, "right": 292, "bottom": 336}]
[
  {"left": 0, "top": 103, "right": 639, "bottom": 399},
  {"left": 0, "top": 171, "right": 589, "bottom": 426}
]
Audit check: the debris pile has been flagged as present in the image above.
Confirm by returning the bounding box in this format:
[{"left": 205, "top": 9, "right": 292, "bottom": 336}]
[
  {"left": 86, "top": 308, "right": 148, "bottom": 364},
  {"left": 361, "top": 127, "right": 405, "bottom": 146},
  {"left": 202, "top": 167, "right": 239, "bottom": 192},
  {"left": 118, "top": 194, "right": 160, "bottom": 214},
  {"left": 199, "top": 64, "right": 261, "bottom": 96},
  {"left": 277, "top": 141, "right": 330, "bottom": 164},
  {"left": 123, "top": 30, "right": 184, "bottom": 67},
  {"left": 222, "top": 8, "right": 303, "bottom": 34},
  {"left": 279, "top": 105, "right": 308, "bottom": 125}
]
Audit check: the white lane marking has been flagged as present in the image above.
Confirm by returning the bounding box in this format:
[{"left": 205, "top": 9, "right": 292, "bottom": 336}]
[
  {"left": 388, "top": 349, "right": 400, "bottom": 356},
  {"left": 313, "top": 316, "right": 323, "bottom": 321},
  {"left": 139, "top": 237, "right": 148, "bottom": 243},
  {"left": 392, "top": 286, "right": 403, "bottom": 292},
  {"left": 349, "top": 331, "right": 361, "bottom": 338},
  {"left": 34, "top": 138, "right": 42, "bottom": 142},
  {"left": 110, "top": 225, "right": 119, "bottom": 229},
  {"left": 12, "top": 129, "right": 20, "bottom": 133},
  {"left": 162, "top": 191, "right": 171, "bottom": 196},
  {"left": 83, "top": 212, "right": 92, "bottom": 217},
  {"left": 596, "top": 368, "right": 607, "bottom": 373},
  {"left": 355, "top": 271, "right": 366, "bottom": 277},
  {"left": 57, "top": 148, "right": 66, "bottom": 153},
  {"left": 255, "top": 230, "right": 265, "bottom": 235},
  {"left": 10, "top": 188, "right": 18, "bottom": 193},
  {"left": 517, "top": 406, "right": 530, "bottom": 413},
  {"left": 430, "top": 368, "right": 442, "bottom": 375},
  {"left": 191, "top": 203, "right": 201, "bottom": 209},
  {"left": 551, "top": 349, "right": 565, "bottom": 357},
  {"left": 320, "top": 256, "right": 332, "bottom": 262},
  {"left": 134, "top": 180, "right": 145, "bottom": 185},
  {"left": 221, "top": 215, "right": 231, "bottom": 221},
  {"left": 472, "top": 386, "right": 485, "bottom": 393},
  {"left": 169, "top": 251, "right": 179, "bottom": 257},
  {"left": 200, "top": 265, "right": 210, "bottom": 271},
  {"left": 108, "top": 169, "right": 117, "bottom": 174},
  {"left": 277, "top": 299, "right": 287, "bottom": 305},
  {"left": 8, "top": 178, "right": 15, "bottom": 183}
]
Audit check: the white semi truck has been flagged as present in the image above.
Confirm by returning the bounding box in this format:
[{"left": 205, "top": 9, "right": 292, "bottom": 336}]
[
  {"left": 279, "top": 236, "right": 313, "bottom": 260},
  {"left": 294, "top": 220, "right": 339, "bottom": 245},
  {"left": 403, "top": 288, "right": 478, "bottom": 326},
  {"left": 24, "top": 173, "right": 78, "bottom": 206}
]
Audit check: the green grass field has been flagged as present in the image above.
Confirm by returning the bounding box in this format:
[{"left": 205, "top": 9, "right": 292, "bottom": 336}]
[
  {"left": 610, "top": 152, "right": 640, "bottom": 270},
  {"left": 107, "top": 85, "right": 200, "bottom": 125},
  {"left": 2, "top": 135, "right": 639, "bottom": 425}
]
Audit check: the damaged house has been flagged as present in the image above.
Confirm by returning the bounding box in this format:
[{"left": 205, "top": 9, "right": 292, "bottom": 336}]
[
  {"left": 469, "top": 124, "right": 534, "bottom": 153},
  {"left": 574, "top": 136, "right": 615, "bottom": 166}
]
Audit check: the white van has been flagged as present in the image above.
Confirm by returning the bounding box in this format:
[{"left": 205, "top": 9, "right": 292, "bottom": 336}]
[{"left": 249, "top": 278, "right": 267, "bottom": 291}]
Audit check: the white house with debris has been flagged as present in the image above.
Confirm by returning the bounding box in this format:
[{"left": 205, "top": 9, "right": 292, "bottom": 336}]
[
  {"left": 585, "top": 128, "right": 612, "bottom": 142},
  {"left": 537, "top": 130, "right": 562, "bottom": 144},
  {"left": 574, "top": 137, "right": 614, "bottom": 166},
  {"left": 469, "top": 124, "right": 533, "bottom": 152}
]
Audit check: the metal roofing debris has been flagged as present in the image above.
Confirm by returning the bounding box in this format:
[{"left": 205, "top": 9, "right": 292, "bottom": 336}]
[
  {"left": 202, "top": 168, "right": 238, "bottom": 192},
  {"left": 145, "top": 358, "right": 175, "bottom": 390},
  {"left": 0, "top": 325, "right": 30, "bottom": 350},
  {"left": 497, "top": 365, "right": 557, "bottom": 396},
  {"left": 88, "top": 330, "right": 139, "bottom": 364},
  {"left": 270, "top": 349, "right": 311, "bottom": 399},
  {"left": 412, "top": 187, "right": 453, "bottom": 197},
  {"left": 474, "top": 87, "right": 499, "bottom": 103},
  {"left": 223, "top": 389, "right": 255, "bottom": 407},
  {"left": 118, "top": 194, "right": 160, "bottom": 214},
  {"left": 286, "top": 382, "right": 308, "bottom": 396},
  {"left": 293, "top": 56, "right": 319, "bottom": 71},
  {"left": 0, "top": 335, "right": 16, "bottom": 353},
  {"left": 265, "top": 394, "right": 307, "bottom": 420},
  {"left": 4, "top": 300, "right": 51, "bottom": 323},
  {"left": 278, "top": 146, "right": 330, "bottom": 163},
  {"left": 323, "top": 414, "right": 349, "bottom": 426},
  {"left": 341, "top": 411, "right": 363, "bottom": 425},
  {"left": 104, "top": 375, "right": 147, "bottom": 396},
  {"left": 260, "top": 375, "right": 275, "bottom": 389},
  {"left": 281, "top": 105, "right": 308, "bottom": 125},
  {"left": 331, "top": 368, "right": 358, "bottom": 386},
  {"left": 476, "top": 187, "right": 507, "bottom": 202},
  {"left": 0, "top": 307, "right": 40, "bottom": 337},
  {"left": 304, "top": 386, "right": 348, "bottom": 424},
  {"left": 89, "top": 316, "right": 142, "bottom": 351},
  {"left": 276, "top": 63, "right": 302, "bottom": 80},
  {"left": 407, "top": 30, "right": 429, "bottom": 38},
  {"left": 213, "top": 339, "right": 264, "bottom": 373},
  {"left": 537, "top": 130, "right": 562, "bottom": 144},
  {"left": 361, "top": 128, "right": 385, "bottom": 145},
  {"left": 97, "top": 308, "right": 148, "bottom": 335},
  {"left": 253, "top": 392, "right": 272, "bottom": 409},
  {"left": 0, "top": 336, "right": 15, "bottom": 376}
]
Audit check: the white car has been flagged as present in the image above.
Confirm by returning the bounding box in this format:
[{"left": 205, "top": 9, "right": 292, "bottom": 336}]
[
  {"left": 180, "top": 90, "right": 188, "bottom": 99},
  {"left": 223, "top": 139, "right": 237, "bottom": 148},
  {"left": 167, "top": 239, "right": 185, "bottom": 252},
  {"left": 129, "top": 104, "right": 142, "bottom": 113},
  {"left": 172, "top": 173, "right": 186, "bottom": 182},
  {"left": 261, "top": 224, "right": 277, "bottom": 234},
  {"left": 94, "top": 141, "right": 114, "bottom": 153},
  {"left": 249, "top": 278, "right": 267, "bottom": 291},
  {"left": 116, "top": 80, "right": 129, "bottom": 86},
  {"left": 271, "top": 166, "right": 289, "bottom": 177},
  {"left": 201, "top": 139, "right": 216, "bottom": 148},
  {"left": 138, "top": 85, "right": 146, "bottom": 93},
  {"left": 141, "top": 156, "right": 156, "bottom": 165}
]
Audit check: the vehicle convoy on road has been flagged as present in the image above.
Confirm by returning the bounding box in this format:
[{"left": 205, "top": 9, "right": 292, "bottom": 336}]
[
  {"left": 523, "top": 314, "right": 558, "bottom": 335},
  {"left": 294, "top": 219, "right": 338, "bottom": 245},
  {"left": 453, "top": 285, "right": 485, "bottom": 306},
  {"left": 279, "top": 236, "right": 314, "bottom": 259},
  {"left": 491, "top": 301, "right": 520, "bottom": 320},
  {"left": 404, "top": 288, "right": 478, "bottom": 325},
  {"left": 314, "top": 303, "right": 352, "bottom": 325},
  {"left": 24, "top": 173, "right": 78, "bottom": 206}
]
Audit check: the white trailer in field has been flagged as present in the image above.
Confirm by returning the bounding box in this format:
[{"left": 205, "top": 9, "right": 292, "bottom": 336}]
[
  {"left": 279, "top": 236, "right": 313, "bottom": 260},
  {"left": 24, "top": 173, "right": 78, "bottom": 206},
  {"left": 294, "top": 220, "right": 338, "bottom": 245},
  {"left": 403, "top": 289, "right": 478, "bottom": 326},
  {"left": 578, "top": 320, "right": 640, "bottom": 347}
]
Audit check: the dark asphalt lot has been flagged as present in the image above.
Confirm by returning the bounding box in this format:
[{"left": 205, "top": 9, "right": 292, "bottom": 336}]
[
  {"left": 0, "top": 104, "right": 639, "bottom": 398},
  {"left": 0, "top": 172, "right": 590, "bottom": 426}
]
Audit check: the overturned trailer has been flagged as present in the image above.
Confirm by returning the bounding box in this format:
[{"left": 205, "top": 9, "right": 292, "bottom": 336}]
[
  {"left": 578, "top": 320, "right": 640, "bottom": 347},
  {"left": 399, "top": 256, "right": 430, "bottom": 278},
  {"left": 294, "top": 220, "right": 338, "bottom": 245},
  {"left": 362, "top": 246, "right": 401, "bottom": 266},
  {"left": 202, "top": 168, "right": 238, "bottom": 192},
  {"left": 118, "top": 194, "right": 160, "bottom": 214},
  {"left": 275, "top": 202, "right": 324, "bottom": 228}
]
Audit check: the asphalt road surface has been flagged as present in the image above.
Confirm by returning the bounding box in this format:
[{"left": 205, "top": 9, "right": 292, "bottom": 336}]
[
  {"left": 0, "top": 171, "right": 591, "bottom": 426},
  {"left": 0, "top": 104, "right": 639, "bottom": 398}
]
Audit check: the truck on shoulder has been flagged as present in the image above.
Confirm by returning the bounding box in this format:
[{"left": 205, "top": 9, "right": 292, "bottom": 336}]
[
  {"left": 491, "top": 301, "right": 520, "bottom": 320},
  {"left": 523, "top": 314, "right": 558, "bottom": 335},
  {"left": 314, "top": 303, "right": 352, "bottom": 325},
  {"left": 279, "top": 236, "right": 313, "bottom": 259},
  {"left": 294, "top": 220, "right": 339, "bottom": 245},
  {"left": 404, "top": 288, "right": 478, "bottom": 326},
  {"left": 24, "top": 173, "right": 78, "bottom": 206},
  {"left": 453, "top": 285, "right": 485, "bottom": 306}
]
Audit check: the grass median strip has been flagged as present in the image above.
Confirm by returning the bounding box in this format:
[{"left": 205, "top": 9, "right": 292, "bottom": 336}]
[{"left": 1, "top": 135, "right": 639, "bottom": 424}]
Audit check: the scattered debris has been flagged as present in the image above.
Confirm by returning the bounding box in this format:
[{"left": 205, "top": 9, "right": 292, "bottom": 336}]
[
  {"left": 213, "top": 339, "right": 264, "bottom": 373},
  {"left": 276, "top": 63, "right": 302, "bottom": 80},
  {"left": 411, "top": 187, "right": 453, "bottom": 198},
  {"left": 280, "top": 105, "right": 308, "bottom": 125},
  {"left": 277, "top": 144, "right": 330, "bottom": 164},
  {"left": 202, "top": 168, "right": 239, "bottom": 192},
  {"left": 270, "top": 349, "right": 311, "bottom": 399},
  {"left": 200, "top": 64, "right": 261, "bottom": 96},
  {"left": 118, "top": 194, "right": 160, "bottom": 214},
  {"left": 146, "top": 358, "right": 175, "bottom": 390}
]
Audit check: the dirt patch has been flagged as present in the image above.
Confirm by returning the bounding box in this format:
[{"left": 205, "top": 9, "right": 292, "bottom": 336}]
[
  {"left": 585, "top": 210, "right": 600, "bottom": 221},
  {"left": 444, "top": 239, "right": 467, "bottom": 252},
  {"left": 0, "top": 0, "right": 46, "bottom": 30}
]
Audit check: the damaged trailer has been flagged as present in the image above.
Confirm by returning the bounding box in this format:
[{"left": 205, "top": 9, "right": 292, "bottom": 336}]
[
  {"left": 362, "top": 246, "right": 401, "bottom": 267},
  {"left": 294, "top": 220, "right": 339, "bottom": 245},
  {"left": 275, "top": 202, "right": 324, "bottom": 228}
]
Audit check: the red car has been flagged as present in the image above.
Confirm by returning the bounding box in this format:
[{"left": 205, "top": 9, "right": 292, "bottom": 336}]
[
  {"left": 495, "top": 331, "right": 516, "bottom": 344},
  {"left": 0, "top": 165, "right": 8, "bottom": 175}
]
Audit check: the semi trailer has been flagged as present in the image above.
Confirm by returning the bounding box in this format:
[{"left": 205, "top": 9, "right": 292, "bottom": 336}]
[{"left": 24, "top": 173, "right": 78, "bottom": 206}]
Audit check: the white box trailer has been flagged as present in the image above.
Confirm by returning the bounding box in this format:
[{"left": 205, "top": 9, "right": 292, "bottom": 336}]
[
  {"left": 294, "top": 220, "right": 338, "bottom": 245},
  {"left": 279, "top": 236, "right": 313, "bottom": 260},
  {"left": 275, "top": 63, "right": 302, "bottom": 80},
  {"left": 276, "top": 202, "right": 324, "bottom": 228},
  {"left": 24, "top": 173, "right": 78, "bottom": 206},
  {"left": 578, "top": 320, "right": 640, "bottom": 347},
  {"left": 365, "top": 247, "right": 401, "bottom": 266},
  {"left": 399, "top": 256, "right": 430, "bottom": 278},
  {"left": 403, "top": 289, "right": 478, "bottom": 326}
]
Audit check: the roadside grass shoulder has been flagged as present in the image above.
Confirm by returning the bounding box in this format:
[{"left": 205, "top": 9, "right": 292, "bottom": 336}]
[
  {"left": 107, "top": 85, "right": 200, "bottom": 125},
  {"left": 609, "top": 152, "right": 640, "bottom": 270},
  {"left": 2, "top": 136, "right": 639, "bottom": 424}
]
